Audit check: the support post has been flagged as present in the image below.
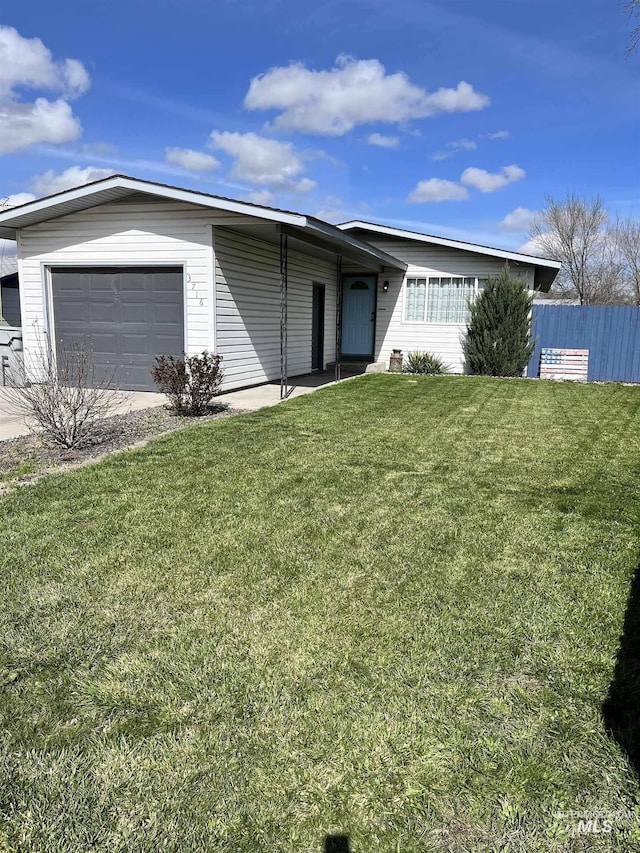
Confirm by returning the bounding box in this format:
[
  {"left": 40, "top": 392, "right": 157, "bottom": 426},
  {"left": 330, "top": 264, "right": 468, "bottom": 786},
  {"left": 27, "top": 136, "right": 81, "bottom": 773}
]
[
  {"left": 335, "top": 255, "right": 343, "bottom": 383},
  {"left": 280, "top": 233, "right": 288, "bottom": 400}
]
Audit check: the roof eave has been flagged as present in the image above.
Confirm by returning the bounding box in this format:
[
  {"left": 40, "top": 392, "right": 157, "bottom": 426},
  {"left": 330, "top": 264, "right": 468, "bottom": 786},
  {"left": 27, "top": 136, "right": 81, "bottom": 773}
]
[
  {"left": 0, "top": 175, "right": 308, "bottom": 233},
  {"left": 338, "top": 220, "right": 561, "bottom": 272}
]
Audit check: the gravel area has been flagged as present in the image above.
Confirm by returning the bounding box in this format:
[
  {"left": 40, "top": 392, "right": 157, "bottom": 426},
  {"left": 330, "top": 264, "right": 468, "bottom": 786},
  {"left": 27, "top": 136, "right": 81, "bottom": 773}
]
[{"left": 0, "top": 403, "right": 241, "bottom": 493}]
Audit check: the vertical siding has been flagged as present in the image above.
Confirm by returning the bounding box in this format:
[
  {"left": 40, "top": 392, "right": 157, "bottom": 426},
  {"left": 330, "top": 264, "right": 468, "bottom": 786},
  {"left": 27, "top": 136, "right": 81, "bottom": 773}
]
[
  {"left": 348, "top": 235, "right": 535, "bottom": 372},
  {"left": 17, "top": 199, "right": 214, "bottom": 377},
  {"left": 214, "top": 228, "right": 337, "bottom": 391},
  {"left": 528, "top": 305, "right": 640, "bottom": 382}
]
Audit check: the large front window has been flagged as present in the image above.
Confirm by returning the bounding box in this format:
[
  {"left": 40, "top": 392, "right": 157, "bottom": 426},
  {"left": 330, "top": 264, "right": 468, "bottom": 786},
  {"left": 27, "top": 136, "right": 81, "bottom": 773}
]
[{"left": 404, "top": 276, "right": 477, "bottom": 323}]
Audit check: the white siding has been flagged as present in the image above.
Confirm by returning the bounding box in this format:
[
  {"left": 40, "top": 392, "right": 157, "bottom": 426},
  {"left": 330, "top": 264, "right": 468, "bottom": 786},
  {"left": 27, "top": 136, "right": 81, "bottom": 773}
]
[
  {"left": 17, "top": 199, "right": 214, "bottom": 377},
  {"left": 214, "top": 228, "right": 336, "bottom": 391},
  {"left": 357, "top": 236, "right": 535, "bottom": 373}
]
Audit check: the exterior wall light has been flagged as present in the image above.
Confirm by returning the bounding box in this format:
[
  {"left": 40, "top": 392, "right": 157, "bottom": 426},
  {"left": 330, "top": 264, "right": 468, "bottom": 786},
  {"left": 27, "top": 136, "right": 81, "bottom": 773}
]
[{"left": 382, "top": 280, "right": 390, "bottom": 292}]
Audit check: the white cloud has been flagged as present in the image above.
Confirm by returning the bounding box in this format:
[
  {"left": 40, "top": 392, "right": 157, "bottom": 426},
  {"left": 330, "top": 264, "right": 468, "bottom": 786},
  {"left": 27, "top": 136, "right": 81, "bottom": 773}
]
[
  {"left": 408, "top": 178, "right": 469, "bottom": 203},
  {"left": 0, "top": 98, "right": 82, "bottom": 155},
  {"left": 499, "top": 206, "right": 538, "bottom": 231},
  {"left": 486, "top": 130, "right": 511, "bottom": 139},
  {"left": 0, "top": 26, "right": 90, "bottom": 155},
  {"left": 0, "top": 192, "right": 37, "bottom": 208},
  {"left": 0, "top": 26, "right": 90, "bottom": 100},
  {"left": 450, "top": 138, "right": 477, "bottom": 151},
  {"left": 245, "top": 189, "right": 276, "bottom": 206},
  {"left": 367, "top": 133, "right": 399, "bottom": 148},
  {"left": 244, "top": 56, "right": 489, "bottom": 135},
  {"left": 81, "top": 141, "right": 118, "bottom": 155},
  {"left": 431, "top": 137, "right": 477, "bottom": 161},
  {"left": 518, "top": 234, "right": 550, "bottom": 256},
  {"left": 209, "top": 130, "right": 316, "bottom": 192},
  {"left": 165, "top": 147, "right": 220, "bottom": 172},
  {"left": 460, "top": 164, "right": 525, "bottom": 193},
  {"left": 30, "top": 166, "right": 116, "bottom": 197}
]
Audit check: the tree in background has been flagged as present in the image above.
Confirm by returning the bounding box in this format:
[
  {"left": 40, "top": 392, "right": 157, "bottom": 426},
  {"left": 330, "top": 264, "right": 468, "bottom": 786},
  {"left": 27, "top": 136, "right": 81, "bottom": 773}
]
[
  {"left": 529, "top": 194, "right": 621, "bottom": 305},
  {"left": 624, "top": 0, "right": 640, "bottom": 52},
  {"left": 465, "top": 266, "right": 535, "bottom": 377},
  {"left": 529, "top": 194, "right": 640, "bottom": 305},
  {"left": 614, "top": 217, "right": 640, "bottom": 305}
]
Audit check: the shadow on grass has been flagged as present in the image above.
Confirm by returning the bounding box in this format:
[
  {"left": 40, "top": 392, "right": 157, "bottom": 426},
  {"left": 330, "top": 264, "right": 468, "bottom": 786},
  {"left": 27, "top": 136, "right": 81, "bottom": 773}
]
[
  {"left": 603, "top": 564, "right": 640, "bottom": 776},
  {"left": 324, "top": 835, "right": 350, "bottom": 852}
]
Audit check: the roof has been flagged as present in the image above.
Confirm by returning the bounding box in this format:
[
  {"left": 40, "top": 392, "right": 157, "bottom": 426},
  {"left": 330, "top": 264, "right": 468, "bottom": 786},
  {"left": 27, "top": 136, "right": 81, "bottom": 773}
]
[
  {"left": 0, "top": 175, "right": 406, "bottom": 272},
  {"left": 337, "top": 220, "right": 561, "bottom": 290}
]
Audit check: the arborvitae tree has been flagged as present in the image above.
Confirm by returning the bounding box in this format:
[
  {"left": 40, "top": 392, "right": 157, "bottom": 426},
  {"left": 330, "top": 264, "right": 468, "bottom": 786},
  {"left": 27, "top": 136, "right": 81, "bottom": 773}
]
[{"left": 465, "top": 265, "right": 535, "bottom": 376}]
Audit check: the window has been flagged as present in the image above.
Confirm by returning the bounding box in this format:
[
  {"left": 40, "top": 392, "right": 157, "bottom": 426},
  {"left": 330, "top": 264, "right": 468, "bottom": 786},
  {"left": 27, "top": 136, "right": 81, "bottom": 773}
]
[
  {"left": 426, "top": 277, "right": 475, "bottom": 323},
  {"left": 405, "top": 278, "right": 427, "bottom": 321},
  {"left": 404, "top": 276, "right": 475, "bottom": 323}
]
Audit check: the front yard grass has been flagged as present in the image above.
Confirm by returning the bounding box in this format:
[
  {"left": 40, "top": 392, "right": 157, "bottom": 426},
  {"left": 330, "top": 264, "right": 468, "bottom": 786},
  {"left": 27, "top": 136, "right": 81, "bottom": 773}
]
[{"left": 1, "top": 375, "right": 640, "bottom": 851}]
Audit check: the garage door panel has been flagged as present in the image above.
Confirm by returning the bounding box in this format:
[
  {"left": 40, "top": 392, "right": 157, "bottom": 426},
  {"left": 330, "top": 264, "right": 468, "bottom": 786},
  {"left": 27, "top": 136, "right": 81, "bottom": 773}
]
[
  {"left": 120, "top": 303, "right": 148, "bottom": 324},
  {"left": 51, "top": 267, "right": 184, "bottom": 391},
  {"left": 89, "top": 302, "right": 118, "bottom": 323},
  {"left": 56, "top": 300, "right": 90, "bottom": 324},
  {"left": 154, "top": 304, "right": 183, "bottom": 324},
  {"left": 89, "top": 276, "right": 116, "bottom": 293},
  {"left": 153, "top": 272, "right": 185, "bottom": 291},
  {"left": 155, "top": 332, "right": 184, "bottom": 351},
  {"left": 121, "top": 334, "right": 152, "bottom": 355}
]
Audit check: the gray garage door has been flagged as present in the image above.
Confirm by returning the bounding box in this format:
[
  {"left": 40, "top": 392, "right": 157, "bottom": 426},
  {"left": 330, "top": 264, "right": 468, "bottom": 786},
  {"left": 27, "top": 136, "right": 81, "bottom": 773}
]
[{"left": 51, "top": 267, "right": 184, "bottom": 391}]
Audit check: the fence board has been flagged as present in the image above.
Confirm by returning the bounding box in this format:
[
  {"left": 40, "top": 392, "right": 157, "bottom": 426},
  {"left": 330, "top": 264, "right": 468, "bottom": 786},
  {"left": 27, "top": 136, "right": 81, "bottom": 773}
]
[{"left": 528, "top": 305, "right": 640, "bottom": 383}]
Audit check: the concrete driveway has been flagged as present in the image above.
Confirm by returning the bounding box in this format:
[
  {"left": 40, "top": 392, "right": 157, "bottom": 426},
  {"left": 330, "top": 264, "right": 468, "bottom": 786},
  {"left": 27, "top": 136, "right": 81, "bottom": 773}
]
[
  {"left": 0, "top": 364, "right": 370, "bottom": 442},
  {"left": 0, "top": 387, "right": 166, "bottom": 442}
]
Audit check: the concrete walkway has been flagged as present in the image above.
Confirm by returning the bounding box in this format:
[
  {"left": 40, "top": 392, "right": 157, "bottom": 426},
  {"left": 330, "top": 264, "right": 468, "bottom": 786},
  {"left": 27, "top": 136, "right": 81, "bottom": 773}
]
[
  {"left": 0, "top": 364, "right": 368, "bottom": 442},
  {"left": 218, "top": 364, "right": 366, "bottom": 411}
]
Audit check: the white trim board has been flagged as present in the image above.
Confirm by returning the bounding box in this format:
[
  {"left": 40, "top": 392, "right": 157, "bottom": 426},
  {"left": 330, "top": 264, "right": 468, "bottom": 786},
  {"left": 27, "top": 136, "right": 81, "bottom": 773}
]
[{"left": 337, "top": 220, "right": 561, "bottom": 271}]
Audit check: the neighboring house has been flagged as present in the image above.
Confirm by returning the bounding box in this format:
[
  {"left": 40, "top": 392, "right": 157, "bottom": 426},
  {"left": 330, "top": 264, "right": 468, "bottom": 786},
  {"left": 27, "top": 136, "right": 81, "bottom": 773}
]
[
  {"left": 0, "top": 257, "right": 21, "bottom": 327},
  {"left": 0, "top": 258, "right": 23, "bottom": 386},
  {"left": 0, "top": 175, "right": 560, "bottom": 392}
]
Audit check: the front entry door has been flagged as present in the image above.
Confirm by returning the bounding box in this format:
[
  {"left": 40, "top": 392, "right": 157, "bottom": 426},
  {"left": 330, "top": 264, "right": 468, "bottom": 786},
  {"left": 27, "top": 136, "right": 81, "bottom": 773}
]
[{"left": 341, "top": 275, "right": 376, "bottom": 358}]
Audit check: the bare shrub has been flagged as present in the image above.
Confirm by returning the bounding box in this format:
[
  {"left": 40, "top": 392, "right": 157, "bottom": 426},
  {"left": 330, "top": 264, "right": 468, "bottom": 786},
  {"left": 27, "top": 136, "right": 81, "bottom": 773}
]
[
  {"left": 151, "top": 351, "right": 223, "bottom": 416},
  {"left": 7, "top": 336, "right": 121, "bottom": 449}
]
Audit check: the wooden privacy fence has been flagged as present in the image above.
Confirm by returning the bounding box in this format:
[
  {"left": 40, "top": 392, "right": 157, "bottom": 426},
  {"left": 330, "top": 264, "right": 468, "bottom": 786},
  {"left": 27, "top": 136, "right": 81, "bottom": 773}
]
[{"left": 527, "top": 305, "right": 640, "bottom": 383}]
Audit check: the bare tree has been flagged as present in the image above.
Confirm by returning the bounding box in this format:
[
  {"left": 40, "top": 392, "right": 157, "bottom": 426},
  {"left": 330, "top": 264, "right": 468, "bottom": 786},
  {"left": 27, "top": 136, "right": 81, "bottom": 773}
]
[
  {"left": 624, "top": 0, "right": 640, "bottom": 52},
  {"left": 614, "top": 216, "right": 640, "bottom": 304},
  {"left": 6, "top": 335, "right": 121, "bottom": 449},
  {"left": 529, "top": 194, "right": 625, "bottom": 305}
]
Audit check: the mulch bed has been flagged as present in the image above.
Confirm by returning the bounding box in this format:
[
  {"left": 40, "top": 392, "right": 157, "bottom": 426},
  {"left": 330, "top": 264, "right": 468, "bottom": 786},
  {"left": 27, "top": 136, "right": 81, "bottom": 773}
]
[{"left": 0, "top": 403, "right": 241, "bottom": 493}]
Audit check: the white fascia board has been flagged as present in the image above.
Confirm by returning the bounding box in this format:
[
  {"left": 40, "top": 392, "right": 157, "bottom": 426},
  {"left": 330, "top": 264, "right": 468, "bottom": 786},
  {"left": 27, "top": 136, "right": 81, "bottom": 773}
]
[
  {"left": 0, "top": 175, "right": 307, "bottom": 229},
  {"left": 338, "top": 220, "right": 561, "bottom": 270}
]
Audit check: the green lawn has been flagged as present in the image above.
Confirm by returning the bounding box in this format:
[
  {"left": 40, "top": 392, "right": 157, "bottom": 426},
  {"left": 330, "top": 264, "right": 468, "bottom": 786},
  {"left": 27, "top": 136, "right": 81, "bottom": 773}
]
[{"left": 1, "top": 375, "right": 640, "bottom": 852}]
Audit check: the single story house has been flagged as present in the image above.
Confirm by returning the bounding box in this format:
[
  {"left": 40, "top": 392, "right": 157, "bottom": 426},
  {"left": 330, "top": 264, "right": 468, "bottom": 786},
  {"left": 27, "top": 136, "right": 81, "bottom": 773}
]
[
  {"left": 0, "top": 175, "right": 560, "bottom": 393},
  {"left": 0, "top": 257, "right": 21, "bottom": 327}
]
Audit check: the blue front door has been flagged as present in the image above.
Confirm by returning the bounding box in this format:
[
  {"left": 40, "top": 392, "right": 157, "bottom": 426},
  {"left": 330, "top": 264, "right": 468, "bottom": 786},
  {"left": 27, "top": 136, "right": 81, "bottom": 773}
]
[{"left": 341, "top": 275, "right": 376, "bottom": 357}]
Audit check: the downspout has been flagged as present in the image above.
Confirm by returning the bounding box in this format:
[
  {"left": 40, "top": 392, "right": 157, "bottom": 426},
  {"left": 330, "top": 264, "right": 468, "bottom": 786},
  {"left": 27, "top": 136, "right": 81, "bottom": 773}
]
[
  {"left": 335, "top": 254, "right": 343, "bottom": 383},
  {"left": 280, "top": 233, "right": 288, "bottom": 400}
]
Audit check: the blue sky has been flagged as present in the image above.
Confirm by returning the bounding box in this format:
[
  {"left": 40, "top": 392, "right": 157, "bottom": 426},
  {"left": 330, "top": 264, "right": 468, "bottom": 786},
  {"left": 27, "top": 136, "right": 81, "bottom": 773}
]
[{"left": 1, "top": 0, "right": 638, "bottom": 254}]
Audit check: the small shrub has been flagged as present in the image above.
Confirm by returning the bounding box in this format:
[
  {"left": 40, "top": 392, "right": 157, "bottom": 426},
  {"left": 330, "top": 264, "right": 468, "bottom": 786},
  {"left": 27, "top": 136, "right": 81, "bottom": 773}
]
[
  {"left": 151, "top": 351, "right": 223, "bottom": 416},
  {"left": 402, "top": 351, "right": 449, "bottom": 375},
  {"left": 7, "top": 337, "right": 120, "bottom": 449}
]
